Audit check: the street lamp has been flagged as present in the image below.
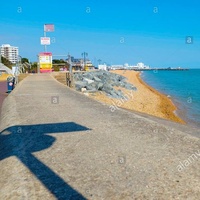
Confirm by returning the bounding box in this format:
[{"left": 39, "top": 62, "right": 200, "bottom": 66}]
[
  {"left": 0, "top": 46, "right": 2, "bottom": 63},
  {"left": 81, "top": 52, "right": 88, "bottom": 70},
  {"left": 97, "top": 59, "right": 102, "bottom": 64},
  {"left": 68, "top": 53, "right": 72, "bottom": 73}
]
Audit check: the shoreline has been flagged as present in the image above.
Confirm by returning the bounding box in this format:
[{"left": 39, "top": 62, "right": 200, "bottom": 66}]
[
  {"left": 136, "top": 71, "right": 185, "bottom": 124},
  {"left": 88, "top": 70, "right": 185, "bottom": 124}
]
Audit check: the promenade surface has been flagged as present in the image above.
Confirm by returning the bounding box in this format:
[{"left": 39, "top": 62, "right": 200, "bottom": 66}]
[
  {"left": 0, "top": 81, "right": 8, "bottom": 113},
  {"left": 0, "top": 74, "right": 200, "bottom": 200}
]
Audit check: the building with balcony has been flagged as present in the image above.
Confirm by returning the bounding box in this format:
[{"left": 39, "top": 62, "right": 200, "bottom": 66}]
[
  {"left": 0, "top": 44, "right": 19, "bottom": 64},
  {"left": 68, "top": 57, "right": 94, "bottom": 71}
]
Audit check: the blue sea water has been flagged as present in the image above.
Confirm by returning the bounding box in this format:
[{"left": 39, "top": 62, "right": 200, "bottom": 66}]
[{"left": 141, "top": 69, "right": 200, "bottom": 128}]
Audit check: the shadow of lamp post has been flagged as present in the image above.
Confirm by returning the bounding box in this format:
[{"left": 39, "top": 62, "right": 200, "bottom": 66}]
[{"left": 0, "top": 122, "right": 90, "bottom": 200}]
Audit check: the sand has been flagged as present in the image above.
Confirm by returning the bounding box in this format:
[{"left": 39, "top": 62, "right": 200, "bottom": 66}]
[{"left": 88, "top": 70, "right": 185, "bottom": 124}]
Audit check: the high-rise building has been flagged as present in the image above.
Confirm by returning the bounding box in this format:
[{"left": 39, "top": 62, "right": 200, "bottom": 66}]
[{"left": 0, "top": 44, "right": 19, "bottom": 64}]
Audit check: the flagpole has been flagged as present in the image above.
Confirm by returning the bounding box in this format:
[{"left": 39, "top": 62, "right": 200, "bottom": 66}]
[
  {"left": 44, "top": 29, "right": 47, "bottom": 52},
  {"left": 42, "top": 24, "right": 54, "bottom": 73}
]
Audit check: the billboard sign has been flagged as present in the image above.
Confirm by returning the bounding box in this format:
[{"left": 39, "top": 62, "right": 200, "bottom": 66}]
[{"left": 40, "top": 37, "right": 51, "bottom": 45}]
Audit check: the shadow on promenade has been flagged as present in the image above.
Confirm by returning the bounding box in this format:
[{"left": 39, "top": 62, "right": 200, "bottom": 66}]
[{"left": 0, "top": 122, "right": 90, "bottom": 200}]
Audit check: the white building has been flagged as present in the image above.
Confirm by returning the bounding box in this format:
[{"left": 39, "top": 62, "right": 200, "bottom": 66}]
[
  {"left": 98, "top": 64, "right": 107, "bottom": 70},
  {"left": 110, "top": 62, "right": 150, "bottom": 70},
  {"left": 123, "top": 63, "right": 129, "bottom": 68},
  {"left": 110, "top": 65, "right": 124, "bottom": 70},
  {"left": 135, "top": 62, "right": 150, "bottom": 69},
  {"left": 0, "top": 44, "right": 19, "bottom": 64}
]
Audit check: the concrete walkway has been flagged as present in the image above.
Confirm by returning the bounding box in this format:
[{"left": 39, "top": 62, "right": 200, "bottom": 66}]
[
  {"left": 0, "top": 81, "right": 8, "bottom": 114},
  {"left": 0, "top": 74, "right": 200, "bottom": 200}
]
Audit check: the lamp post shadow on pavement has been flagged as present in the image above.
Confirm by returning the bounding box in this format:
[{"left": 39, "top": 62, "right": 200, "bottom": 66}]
[{"left": 0, "top": 122, "right": 91, "bottom": 200}]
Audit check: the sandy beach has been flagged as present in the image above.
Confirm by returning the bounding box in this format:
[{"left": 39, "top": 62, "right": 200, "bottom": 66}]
[{"left": 88, "top": 70, "right": 185, "bottom": 124}]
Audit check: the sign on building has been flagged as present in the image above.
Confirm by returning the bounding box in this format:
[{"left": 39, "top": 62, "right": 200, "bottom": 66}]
[{"left": 39, "top": 52, "right": 52, "bottom": 73}]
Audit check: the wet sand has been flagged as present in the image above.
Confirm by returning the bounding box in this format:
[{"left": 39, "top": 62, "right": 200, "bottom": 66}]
[{"left": 88, "top": 70, "right": 185, "bottom": 124}]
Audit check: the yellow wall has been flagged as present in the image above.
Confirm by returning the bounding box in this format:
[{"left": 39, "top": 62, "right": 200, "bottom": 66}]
[
  {"left": 84, "top": 66, "right": 94, "bottom": 71},
  {"left": 40, "top": 63, "right": 52, "bottom": 69},
  {"left": 0, "top": 73, "right": 13, "bottom": 82}
]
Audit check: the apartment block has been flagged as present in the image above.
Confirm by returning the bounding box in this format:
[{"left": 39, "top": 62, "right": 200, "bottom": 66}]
[{"left": 0, "top": 44, "right": 19, "bottom": 64}]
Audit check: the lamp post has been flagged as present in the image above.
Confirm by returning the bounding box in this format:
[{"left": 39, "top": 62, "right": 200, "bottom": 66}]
[
  {"left": 0, "top": 46, "right": 2, "bottom": 63},
  {"left": 81, "top": 52, "right": 88, "bottom": 70},
  {"left": 97, "top": 59, "right": 102, "bottom": 65},
  {"left": 68, "top": 54, "right": 72, "bottom": 73},
  {"left": 43, "top": 24, "right": 54, "bottom": 52}
]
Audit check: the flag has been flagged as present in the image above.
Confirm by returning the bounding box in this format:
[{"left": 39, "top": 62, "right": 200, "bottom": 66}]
[{"left": 44, "top": 24, "right": 54, "bottom": 32}]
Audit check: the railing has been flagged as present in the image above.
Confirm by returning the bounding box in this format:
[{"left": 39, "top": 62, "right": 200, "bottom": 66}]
[
  {"left": 66, "top": 72, "right": 74, "bottom": 87},
  {"left": 66, "top": 71, "right": 84, "bottom": 87},
  {"left": 14, "top": 56, "right": 26, "bottom": 84}
]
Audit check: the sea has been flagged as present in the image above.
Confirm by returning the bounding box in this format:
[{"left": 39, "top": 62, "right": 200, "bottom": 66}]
[{"left": 140, "top": 69, "right": 200, "bottom": 128}]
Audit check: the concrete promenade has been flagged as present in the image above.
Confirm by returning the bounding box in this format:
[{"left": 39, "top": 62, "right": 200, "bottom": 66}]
[
  {"left": 0, "top": 81, "right": 8, "bottom": 114},
  {"left": 0, "top": 74, "right": 200, "bottom": 200}
]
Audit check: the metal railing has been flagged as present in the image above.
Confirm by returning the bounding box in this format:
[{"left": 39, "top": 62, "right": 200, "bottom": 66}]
[{"left": 14, "top": 56, "right": 26, "bottom": 84}]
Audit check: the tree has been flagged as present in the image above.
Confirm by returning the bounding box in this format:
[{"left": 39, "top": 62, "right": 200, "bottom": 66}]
[
  {"left": 30, "top": 62, "right": 38, "bottom": 73},
  {"left": 1, "top": 56, "right": 13, "bottom": 69},
  {"left": 52, "top": 59, "right": 66, "bottom": 64},
  {"left": 21, "top": 58, "right": 29, "bottom": 64}
]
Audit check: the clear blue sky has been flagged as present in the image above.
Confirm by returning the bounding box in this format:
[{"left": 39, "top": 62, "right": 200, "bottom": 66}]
[{"left": 0, "top": 0, "right": 200, "bottom": 68}]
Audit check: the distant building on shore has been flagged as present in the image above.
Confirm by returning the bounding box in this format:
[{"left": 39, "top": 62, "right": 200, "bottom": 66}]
[
  {"left": 68, "top": 56, "right": 94, "bottom": 71},
  {"left": 108, "top": 62, "right": 150, "bottom": 70},
  {"left": 0, "top": 44, "right": 19, "bottom": 64},
  {"left": 110, "top": 65, "right": 124, "bottom": 70},
  {"left": 129, "top": 62, "right": 150, "bottom": 69},
  {"left": 98, "top": 64, "right": 107, "bottom": 70}
]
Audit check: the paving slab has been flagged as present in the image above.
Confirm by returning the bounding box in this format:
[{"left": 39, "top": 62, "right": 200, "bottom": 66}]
[{"left": 0, "top": 74, "right": 200, "bottom": 200}]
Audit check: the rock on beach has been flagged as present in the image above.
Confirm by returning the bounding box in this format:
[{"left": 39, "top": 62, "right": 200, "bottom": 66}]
[{"left": 73, "top": 70, "right": 137, "bottom": 99}]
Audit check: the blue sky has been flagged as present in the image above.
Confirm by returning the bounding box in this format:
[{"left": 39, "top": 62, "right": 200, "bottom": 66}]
[{"left": 0, "top": 0, "right": 200, "bottom": 68}]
